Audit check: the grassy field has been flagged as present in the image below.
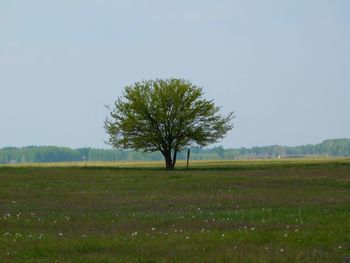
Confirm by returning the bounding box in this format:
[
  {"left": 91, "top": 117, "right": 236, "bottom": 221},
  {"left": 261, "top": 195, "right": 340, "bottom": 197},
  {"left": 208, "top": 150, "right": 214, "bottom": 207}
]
[{"left": 0, "top": 159, "right": 349, "bottom": 262}]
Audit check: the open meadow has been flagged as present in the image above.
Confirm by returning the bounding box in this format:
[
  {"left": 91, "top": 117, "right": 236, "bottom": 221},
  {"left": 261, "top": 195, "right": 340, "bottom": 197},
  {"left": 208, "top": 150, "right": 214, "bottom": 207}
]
[{"left": 0, "top": 159, "right": 349, "bottom": 262}]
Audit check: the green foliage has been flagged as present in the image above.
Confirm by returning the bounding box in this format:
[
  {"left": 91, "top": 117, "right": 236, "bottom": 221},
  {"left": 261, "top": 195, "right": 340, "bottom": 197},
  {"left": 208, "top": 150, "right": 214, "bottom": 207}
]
[
  {"left": 238, "top": 138, "right": 350, "bottom": 158},
  {"left": 0, "top": 146, "right": 81, "bottom": 164},
  {"left": 105, "top": 78, "right": 234, "bottom": 169}
]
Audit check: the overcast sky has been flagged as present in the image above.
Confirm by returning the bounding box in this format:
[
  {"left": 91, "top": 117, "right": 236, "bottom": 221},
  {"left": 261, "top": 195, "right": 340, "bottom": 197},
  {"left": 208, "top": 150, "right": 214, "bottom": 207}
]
[{"left": 1, "top": 0, "right": 349, "bottom": 149}]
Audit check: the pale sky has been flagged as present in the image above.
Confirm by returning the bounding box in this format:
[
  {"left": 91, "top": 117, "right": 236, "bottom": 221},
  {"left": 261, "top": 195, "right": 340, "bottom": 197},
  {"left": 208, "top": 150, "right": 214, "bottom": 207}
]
[{"left": 1, "top": 0, "right": 349, "bottom": 148}]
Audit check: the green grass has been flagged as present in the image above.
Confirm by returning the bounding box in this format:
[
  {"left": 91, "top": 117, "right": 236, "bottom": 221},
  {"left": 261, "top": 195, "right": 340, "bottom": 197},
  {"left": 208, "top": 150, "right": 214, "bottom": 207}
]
[{"left": 0, "top": 160, "right": 349, "bottom": 262}]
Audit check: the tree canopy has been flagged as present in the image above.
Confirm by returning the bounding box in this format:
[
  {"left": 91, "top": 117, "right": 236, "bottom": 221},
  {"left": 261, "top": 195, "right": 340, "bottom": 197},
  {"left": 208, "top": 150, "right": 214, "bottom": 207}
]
[{"left": 104, "top": 78, "right": 234, "bottom": 169}]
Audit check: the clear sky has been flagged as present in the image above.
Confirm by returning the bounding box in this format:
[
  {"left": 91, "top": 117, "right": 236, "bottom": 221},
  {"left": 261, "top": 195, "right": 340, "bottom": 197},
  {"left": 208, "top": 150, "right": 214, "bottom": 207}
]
[{"left": 1, "top": 0, "right": 349, "bottom": 149}]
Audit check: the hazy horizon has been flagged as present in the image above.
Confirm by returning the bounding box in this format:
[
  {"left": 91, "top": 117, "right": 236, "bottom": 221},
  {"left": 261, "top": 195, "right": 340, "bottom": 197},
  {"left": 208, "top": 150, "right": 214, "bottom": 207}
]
[
  {"left": 1, "top": 1, "right": 349, "bottom": 149},
  {"left": 1, "top": 137, "right": 349, "bottom": 151}
]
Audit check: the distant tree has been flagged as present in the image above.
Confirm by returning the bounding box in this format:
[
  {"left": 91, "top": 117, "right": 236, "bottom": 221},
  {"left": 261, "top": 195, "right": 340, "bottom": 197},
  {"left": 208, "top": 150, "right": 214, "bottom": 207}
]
[
  {"left": 213, "top": 146, "right": 225, "bottom": 158},
  {"left": 105, "top": 78, "right": 234, "bottom": 169}
]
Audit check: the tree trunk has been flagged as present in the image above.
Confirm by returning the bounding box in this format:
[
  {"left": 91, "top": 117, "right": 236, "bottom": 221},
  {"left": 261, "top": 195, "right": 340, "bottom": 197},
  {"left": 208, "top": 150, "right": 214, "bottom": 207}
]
[
  {"left": 172, "top": 150, "right": 177, "bottom": 168},
  {"left": 164, "top": 152, "right": 174, "bottom": 170},
  {"left": 163, "top": 149, "right": 178, "bottom": 170}
]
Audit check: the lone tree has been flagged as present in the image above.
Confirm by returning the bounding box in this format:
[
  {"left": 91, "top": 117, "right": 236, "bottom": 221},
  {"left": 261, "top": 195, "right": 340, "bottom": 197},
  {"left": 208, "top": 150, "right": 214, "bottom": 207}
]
[{"left": 105, "top": 78, "right": 234, "bottom": 169}]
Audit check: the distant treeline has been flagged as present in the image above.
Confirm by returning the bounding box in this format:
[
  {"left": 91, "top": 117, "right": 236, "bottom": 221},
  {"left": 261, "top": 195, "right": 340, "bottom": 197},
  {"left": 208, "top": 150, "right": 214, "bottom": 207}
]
[{"left": 0, "top": 139, "right": 349, "bottom": 164}]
